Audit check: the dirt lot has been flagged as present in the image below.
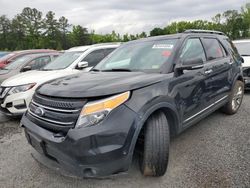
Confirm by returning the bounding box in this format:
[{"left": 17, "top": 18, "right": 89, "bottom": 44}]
[{"left": 0, "top": 94, "right": 249, "bottom": 188}]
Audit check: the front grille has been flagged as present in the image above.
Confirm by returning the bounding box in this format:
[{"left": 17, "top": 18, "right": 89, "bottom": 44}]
[{"left": 27, "top": 93, "right": 86, "bottom": 133}]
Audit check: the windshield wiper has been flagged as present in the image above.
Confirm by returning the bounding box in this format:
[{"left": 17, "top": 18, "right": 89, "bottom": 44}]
[
  {"left": 241, "top": 54, "right": 250, "bottom": 56},
  {"left": 101, "top": 68, "right": 132, "bottom": 72},
  {"left": 40, "top": 68, "right": 53, "bottom": 71}
]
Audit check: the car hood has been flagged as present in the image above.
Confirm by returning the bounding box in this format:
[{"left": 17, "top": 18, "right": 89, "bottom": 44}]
[
  {"left": 0, "top": 69, "right": 18, "bottom": 84},
  {"left": 37, "top": 72, "right": 169, "bottom": 98},
  {"left": 1, "top": 69, "right": 79, "bottom": 87},
  {"left": 242, "top": 56, "right": 250, "bottom": 68}
]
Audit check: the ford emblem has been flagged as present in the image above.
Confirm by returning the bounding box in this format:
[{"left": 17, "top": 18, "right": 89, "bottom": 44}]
[{"left": 34, "top": 107, "right": 45, "bottom": 117}]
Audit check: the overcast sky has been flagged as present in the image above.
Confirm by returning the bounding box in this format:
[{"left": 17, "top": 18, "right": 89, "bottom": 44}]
[{"left": 0, "top": 0, "right": 248, "bottom": 34}]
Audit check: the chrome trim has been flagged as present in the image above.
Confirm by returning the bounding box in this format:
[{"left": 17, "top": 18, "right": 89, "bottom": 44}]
[
  {"left": 28, "top": 109, "right": 74, "bottom": 125},
  {"left": 184, "top": 95, "right": 228, "bottom": 123},
  {"left": 204, "top": 69, "right": 213, "bottom": 74},
  {"left": 32, "top": 100, "right": 80, "bottom": 113}
]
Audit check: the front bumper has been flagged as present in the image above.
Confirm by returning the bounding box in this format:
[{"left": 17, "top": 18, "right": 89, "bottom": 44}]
[
  {"left": 21, "top": 105, "right": 139, "bottom": 177},
  {"left": 0, "top": 89, "right": 34, "bottom": 116}
]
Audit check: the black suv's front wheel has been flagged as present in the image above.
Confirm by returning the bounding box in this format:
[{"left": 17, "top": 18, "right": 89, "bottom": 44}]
[
  {"left": 222, "top": 80, "right": 244, "bottom": 115},
  {"left": 139, "top": 111, "right": 170, "bottom": 177}
]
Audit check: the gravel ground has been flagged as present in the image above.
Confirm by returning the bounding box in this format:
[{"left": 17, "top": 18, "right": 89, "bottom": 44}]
[{"left": 0, "top": 94, "right": 249, "bottom": 188}]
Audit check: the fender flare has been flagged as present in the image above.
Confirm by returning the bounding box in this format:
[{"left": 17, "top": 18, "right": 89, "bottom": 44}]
[
  {"left": 127, "top": 100, "right": 180, "bottom": 158},
  {"left": 232, "top": 73, "right": 244, "bottom": 88}
]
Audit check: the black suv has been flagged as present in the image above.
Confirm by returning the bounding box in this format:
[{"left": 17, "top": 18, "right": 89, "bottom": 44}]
[{"left": 21, "top": 30, "right": 244, "bottom": 177}]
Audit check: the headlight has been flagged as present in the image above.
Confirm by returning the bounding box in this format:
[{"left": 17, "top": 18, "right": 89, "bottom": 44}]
[
  {"left": 76, "top": 91, "right": 130, "bottom": 129},
  {"left": 8, "top": 83, "right": 36, "bottom": 95}
]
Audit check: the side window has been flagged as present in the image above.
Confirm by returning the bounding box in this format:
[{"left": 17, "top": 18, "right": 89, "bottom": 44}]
[
  {"left": 225, "top": 39, "right": 240, "bottom": 57},
  {"left": 27, "top": 56, "right": 51, "bottom": 70},
  {"left": 82, "top": 49, "right": 106, "bottom": 67},
  {"left": 202, "top": 38, "right": 225, "bottom": 60},
  {"left": 225, "top": 39, "right": 241, "bottom": 63},
  {"left": 180, "top": 38, "right": 206, "bottom": 63}
]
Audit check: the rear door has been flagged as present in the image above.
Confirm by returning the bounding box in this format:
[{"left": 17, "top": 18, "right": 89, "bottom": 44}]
[{"left": 201, "top": 37, "right": 231, "bottom": 103}]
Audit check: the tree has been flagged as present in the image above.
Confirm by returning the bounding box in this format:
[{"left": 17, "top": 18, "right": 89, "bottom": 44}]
[
  {"left": 43, "top": 11, "right": 61, "bottom": 49},
  {"left": 59, "top": 16, "right": 71, "bottom": 49},
  {"left": 150, "top": 27, "right": 165, "bottom": 36},
  {"left": 225, "top": 10, "right": 247, "bottom": 39},
  {"left": 0, "top": 15, "right": 11, "bottom": 50},
  {"left": 1, "top": 3, "right": 250, "bottom": 51},
  {"left": 70, "top": 25, "right": 91, "bottom": 46},
  {"left": 18, "top": 7, "right": 43, "bottom": 48},
  {"left": 10, "top": 15, "right": 26, "bottom": 49}
]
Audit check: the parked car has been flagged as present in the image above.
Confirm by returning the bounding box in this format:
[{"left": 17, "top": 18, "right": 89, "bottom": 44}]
[
  {"left": 0, "top": 51, "right": 10, "bottom": 58},
  {"left": 0, "top": 49, "right": 57, "bottom": 68},
  {"left": 0, "top": 43, "right": 119, "bottom": 116},
  {"left": 233, "top": 39, "right": 250, "bottom": 89},
  {"left": 20, "top": 30, "right": 244, "bottom": 178},
  {"left": 0, "top": 53, "right": 60, "bottom": 84}
]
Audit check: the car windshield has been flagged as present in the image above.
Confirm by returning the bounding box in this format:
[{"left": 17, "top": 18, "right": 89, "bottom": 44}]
[
  {"left": 4, "top": 56, "right": 31, "bottom": 70},
  {"left": 234, "top": 42, "right": 250, "bottom": 56},
  {"left": 42, "top": 51, "right": 83, "bottom": 70},
  {"left": 0, "top": 53, "right": 15, "bottom": 61},
  {"left": 94, "top": 39, "right": 177, "bottom": 72}
]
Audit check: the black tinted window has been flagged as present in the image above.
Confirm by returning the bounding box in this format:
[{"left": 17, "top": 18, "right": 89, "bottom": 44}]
[
  {"left": 82, "top": 49, "right": 106, "bottom": 67},
  {"left": 180, "top": 38, "right": 206, "bottom": 63},
  {"left": 203, "top": 38, "right": 224, "bottom": 60}
]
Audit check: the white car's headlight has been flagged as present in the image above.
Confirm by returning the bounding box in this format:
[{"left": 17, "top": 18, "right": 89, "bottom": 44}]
[
  {"left": 8, "top": 83, "right": 36, "bottom": 95},
  {"left": 76, "top": 91, "right": 130, "bottom": 129}
]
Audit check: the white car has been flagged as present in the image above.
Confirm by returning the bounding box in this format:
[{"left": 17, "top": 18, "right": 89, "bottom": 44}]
[
  {"left": 0, "top": 43, "right": 120, "bottom": 116},
  {"left": 233, "top": 39, "right": 250, "bottom": 89}
]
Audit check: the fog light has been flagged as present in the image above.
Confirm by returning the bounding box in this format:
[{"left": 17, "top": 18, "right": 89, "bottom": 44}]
[{"left": 83, "top": 168, "right": 97, "bottom": 177}]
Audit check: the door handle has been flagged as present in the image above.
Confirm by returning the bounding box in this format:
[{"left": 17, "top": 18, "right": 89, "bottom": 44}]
[{"left": 204, "top": 69, "right": 213, "bottom": 74}]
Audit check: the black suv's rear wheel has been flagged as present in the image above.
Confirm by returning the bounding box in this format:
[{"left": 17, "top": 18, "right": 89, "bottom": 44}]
[
  {"left": 222, "top": 80, "right": 244, "bottom": 115},
  {"left": 139, "top": 111, "right": 169, "bottom": 177}
]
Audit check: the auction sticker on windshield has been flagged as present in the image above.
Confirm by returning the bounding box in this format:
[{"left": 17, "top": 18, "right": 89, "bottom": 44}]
[{"left": 152, "top": 44, "right": 174, "bottom": 49}]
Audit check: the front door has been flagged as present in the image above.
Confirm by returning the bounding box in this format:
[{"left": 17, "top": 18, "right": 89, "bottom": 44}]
[{"left": 173, "top": 37, "right": 209, "bottom": 126}]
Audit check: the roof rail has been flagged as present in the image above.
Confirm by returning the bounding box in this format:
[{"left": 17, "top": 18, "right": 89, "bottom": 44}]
[
  {"left": 184, "top": 29, "right": 225, "bottom": 35},
  {"left": 91, "top": 42, "right": 122, "bottom": 47}
]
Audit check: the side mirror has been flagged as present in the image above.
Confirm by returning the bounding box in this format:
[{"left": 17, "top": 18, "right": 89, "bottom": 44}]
[
  {"left": 21, "top": 66, "right": 32, "bottom": 72},
  {"left": 240, "top": 56, "right": 244, "bottom": 63},
  {"left": 178, "top": 58, "right": 204, "bottom": 70},
  {"left": 77, "top": 61, "right": 89, "bottom": 69}
]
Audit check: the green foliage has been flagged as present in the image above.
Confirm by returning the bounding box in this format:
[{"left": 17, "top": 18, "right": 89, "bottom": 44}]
[{"left": 0, "top": 4, "right": 250, "bottom": 50}]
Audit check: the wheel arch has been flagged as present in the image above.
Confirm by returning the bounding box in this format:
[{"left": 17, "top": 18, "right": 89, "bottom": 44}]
[
  {"left": 232, "top": 73, "right": 244, "bottom": 89},
  {"left": 128, "top": 101, "right": 180, "bottom": 157},
  {"left": 236, "top": 74, "right": 244, "bottom": 82}
]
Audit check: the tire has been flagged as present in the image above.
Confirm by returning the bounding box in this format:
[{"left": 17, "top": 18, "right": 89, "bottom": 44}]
[
  {"left": 139, "top": 111, "right": 170, "bottom": 177},
  {"left": 221, "top": 80, "right": 244, "bottom": 115}
]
